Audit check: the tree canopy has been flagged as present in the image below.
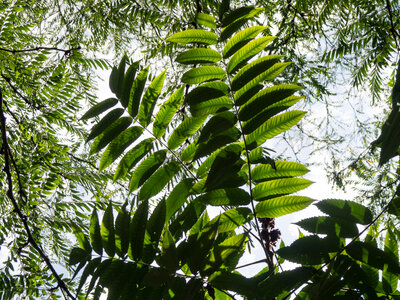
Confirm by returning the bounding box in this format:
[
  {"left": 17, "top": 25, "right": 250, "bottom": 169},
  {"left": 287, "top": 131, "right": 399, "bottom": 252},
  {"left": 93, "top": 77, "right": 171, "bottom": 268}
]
[{"left": 1, "top": 0, "right": 400, "bottom": 299}]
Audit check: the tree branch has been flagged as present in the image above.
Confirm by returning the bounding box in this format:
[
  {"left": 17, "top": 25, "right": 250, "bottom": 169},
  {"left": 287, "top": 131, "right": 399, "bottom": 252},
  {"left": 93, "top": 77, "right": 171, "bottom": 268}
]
[
  {"left": 0, "top": 46, "right": 81, "bottom": 54},
  {"left": 0, "top": 89, "right": 75, "bottom": 299}
]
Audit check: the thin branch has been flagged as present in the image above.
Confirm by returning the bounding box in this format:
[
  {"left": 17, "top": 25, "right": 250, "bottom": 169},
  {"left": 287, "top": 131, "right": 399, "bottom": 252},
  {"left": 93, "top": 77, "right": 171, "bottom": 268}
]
[
  {"left": 0, "top": 89, "right": 75, "bottom": 299},
  {"left": 1, "top": 74, "right": 39, "bottom": 109},
  {"left": 0, "top": 46, "right": 81, "bottom": 54},
  {"left": 385, "top": 0, "right": 400, "bottom": 48}
]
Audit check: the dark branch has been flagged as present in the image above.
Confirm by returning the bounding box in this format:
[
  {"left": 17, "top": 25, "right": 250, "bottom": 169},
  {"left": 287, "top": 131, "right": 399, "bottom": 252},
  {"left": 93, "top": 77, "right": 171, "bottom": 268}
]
[
  {"left": 0, "top": 46, "right": 81, "bottom": 54},
  {"left": 386, "top": 0, "right": 400, "bottom": 48},
  {"left": 0, "top": 89, "right": 76, "bottom": 299}
]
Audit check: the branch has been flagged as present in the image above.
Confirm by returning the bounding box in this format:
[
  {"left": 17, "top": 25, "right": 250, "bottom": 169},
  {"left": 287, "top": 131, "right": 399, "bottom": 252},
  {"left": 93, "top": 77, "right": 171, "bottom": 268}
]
[
  {"left": 0, "top": 89, "right": 75, "bottom": 299},
  {"left": 1, "top": 74, "right": 40, "bottom": 109},
  {"left": 385, "top": 0, "right": 400, "bottom": 48},
  {"left": 0, "top": 46, "right": 81, "bottom": 54}
]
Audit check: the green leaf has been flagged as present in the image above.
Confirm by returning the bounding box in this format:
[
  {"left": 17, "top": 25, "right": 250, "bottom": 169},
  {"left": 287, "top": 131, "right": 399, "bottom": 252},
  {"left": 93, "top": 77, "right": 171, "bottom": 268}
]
[
  {"left": 167, "top": 116, "right": 207, "bottom": 150},
  {"left": 234, "top": 62, "right": 292, "bottom": 104},
  {"left": 234, "top": 84, "right": 263, "bottom": 107},
  {"left": 176, "top": 48, "right": 221, "bottom": 65},
  {"left": 242, "top": 96, "right": 304, "bottom": 134},
  {"left": 227, "top": 36, "right": 275, "bottom": 74},
  {"left": 166, "top": 178, "right": 194, "bottom": 220},
  {"left": 138, "top": 161, "right": 181, "bottom": 201},
  {"left": 109, "top": 56, "right": 127, "bottom": 98},
  {"left": 245, "top": 110, "right": 306, "bottom": 149},
  {"left": 101, "top": 202, "right": 115, "bottom": 257},
  {"left": 77, "top": 257, "right": 102, "bottom": 295},
  {"left": 128, "top": 66, "right": 149, "bottom": 118},
  {"left": 208, "top": 207, "right": 252, "bottom": 233},
  {"left": 315, "top": 199, "right": 373, "bottom": 225},
  {"left": 196, "top": 12, "right": 216, "bottom": 28},
  {"left": 99, "top": 126, "right": 143, "bottom": 172},
  {"left": 251, "top": 161, "right": 309, "bottom": 182},
  {"left": 161, "top": 229, "right": 178, "bottom": 274},
  {"left": 186, "top": 217, "right": 219, "bottom": 274},
  {"left": 142, "top": 268, "right": 169, "bottom": 288},
  {"left": 388, "top": 196, "right": 400, "bottom": 216},
  {"left": 258, "top": 267, "right": 315, "bottom": 298},
  {"left": 143, "top": 199, "right": 166, "bottom": 263},
  {"left": 138, "top": 70, "right": 166, "bottom": 127},
  {"left": 223, "top": 26, "right": 266, "bottom": 58},
  {"left": 69, "top": 247, "right": 90, "bottom": 265},
  {"left": 129, "top": 150, "right": 167, "bottom": 192},
  {"left": 167, "top": 29, "right": 218, "bottom": 45},
  {"left": 231, "top": 55, "right": 286, "bottom": 91},
  {"left": 190, "top": 96, "right": 232, "bottom": 117},
  {"left": 86, "top": 259, "right": 113, "bottom": 298},
  {"left": 198, "top": 111, "right": 237, "bottom": 143},
  {"left": 383, "top": 229, "right": 399, "bottom": 293},
  {"left": 203, "top": 233, "right": 247, "bottom": 275},
  {"left": 253, "top": 178, "right": 313, "bottom": 200},
  {"left": 86, "top": 108, "right": 124, "bottom": 142},
  {"left": 205, "top": 143, "right": 245, "bottom": 191},
  {"left": 238, "top": 84, "right": 303, "bottom": 121},
  {"left": 346, "top": 241, "right": 400, "bottom": 274},
  {"left": 115, "top": 203, "right": 130, "bottom": 258},
  {"left": 89, "top": 117, "right": 132, "bottom": 155},
  {"left": 113, "top": 138, "right": 154, "bottom": 181},
  {"left": 221, "top": 6, "right": 263, "bottom": 27},
  {"left": 128, "top": 200, "right": 148, "bottom": 261},
  {"left": 181, "top": 66, "right": 226, "bottom": 84},
  {"left": 185, "top": 81, "right": 229, "bottom": 106},
  {"left": 277, "top": 235, "right": 340, "bottom": 265},
  {"left": 73, "top": 226, "right": 91, "bottom": 253},
  {"left": 209, "top": 271, "right": 257, "bottom": 298},
  {"left": 296, "top": 216, "right": 359, "bottom": 238},
  {"left": 153, "top": 86, "right": 184, "bottom": 138},
  {"left": 81, "top": 98, "right": 118, "bottom": 120},
  {"left": 90, "top": 209, "right": 102, "bottom": 255},
  {"left": 255, "top": 196, "right": 314, "bottom": 217},
  {"left": 121, "top": 61, "right": 139, "bottom": 107},
  {"left": 197, "top": 188, "right": 250, "bottom": 206}
]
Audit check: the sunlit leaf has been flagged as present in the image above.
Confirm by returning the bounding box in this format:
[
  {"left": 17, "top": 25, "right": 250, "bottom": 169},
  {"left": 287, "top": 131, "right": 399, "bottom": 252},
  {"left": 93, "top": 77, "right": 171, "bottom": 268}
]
[
  {"left": 167, "top": 116, "right": 207, "bottom": 150},
  {"left": 296, "top": 216, "right": 359, "bottom": 238},
  {"left": 251, "top": 161, "right": 309, "bottom": 182},
  {"left": 223, "top": 26, "right": 266, "bottom": 58},
  {"left": 90, "top": 209, "right": 102, "bottom": 255},
  {"left": 166, "top": 178, "right": 194, "bottom": 220},
  {"left": 86, "top": 108, "right": 124, "bottom": 142},
  {"left": 128, "top": 200, "right": 148, "bottom": 261},
  {"left": 128, "top": 66, "right": 149, "bottom": 118},
  {"left": 115, "top": 202, "right": 130, "bottom": 258}
]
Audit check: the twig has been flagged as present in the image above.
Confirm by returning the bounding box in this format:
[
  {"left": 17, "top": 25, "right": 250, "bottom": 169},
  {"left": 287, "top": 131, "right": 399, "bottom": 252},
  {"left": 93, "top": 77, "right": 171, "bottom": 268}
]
[
  {"left": 0, "top": 89, "right": 75, "bottom": 299},
  {"left": 385, "top": 0, "right": 400, "bottom": 48},
  {"left": 1, "top": 74, "right": 39, "bottom": 109},
  {"left": 0, "top": 46, "right": 81, "bottom": 54}
]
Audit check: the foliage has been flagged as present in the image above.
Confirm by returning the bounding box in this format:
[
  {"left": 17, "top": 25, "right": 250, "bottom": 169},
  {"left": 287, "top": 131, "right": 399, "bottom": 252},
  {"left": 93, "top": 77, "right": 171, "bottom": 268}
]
[{"left": 1, "top": 0, "right": 400, "bottom": 299}]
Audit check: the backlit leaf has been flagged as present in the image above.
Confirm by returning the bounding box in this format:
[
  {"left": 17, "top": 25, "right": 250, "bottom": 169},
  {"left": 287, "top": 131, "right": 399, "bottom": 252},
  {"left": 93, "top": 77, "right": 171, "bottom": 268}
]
[
  {"left": 89, "top": 117, "right": 132, "bottom": 155},
  {"left": 113, "top": 138, "right": 154, "bottom": 181},
  {"left": 81, "top": 98, "right": 118, "bottom": 120},
  {"left": 138, "top": 70, "right": 166, "bottom": 127},
  {"left": 128, "top": 200, "right": 148, "bottom": 261},
  {"left": 196, "top": 12, "right": 216, "bottom": 28},
  {"left": 197, "top": 188, "right": 250, "bottom": 206},
  {"left": 86, "top": 108, "right": 124, "bottom": 142},
  {"left": 189, "top": 96, "right": 232, "bottom": 117},
  {"left": 166, "top": 178, "right": 194, "bottom": 220},
  {"left": 223, "top": 26, "right": 266, "bottom": 58},
  {"left": 121, "top": 61, "right": 139, "bottom": 107},
  {"left": 90, "top": 209, "right": 102, "bottom": 255},
  {"left": 296, "top": 216, "right": 359, "bottom": 238},
  {"left": 185, "top": 81, "right": 229, "bottom": 106},
  {"left": 227, "top": 36, "right": 275, "bottom": 74},
  {"left": 167, "top": 29, "right": 218, "bottom": 45},
  {"left": 182, "top": 66, "right": 226, "bottom": 84},
  {"left": 315, "top": 199, "right": 373, "bottom": 225},
  {"left": 167, "top": 116, "right": 207, "bottom": 150},
  {"left": 256, "top": 196, "right": 314, "bottom": 217},
  {"left": 99, "top": 126, "right": 143, "bottom": 172},
  {"left": 251, "top": 161, "right": 309, "bottom": 182},
  {"left": 115, "top": 203, "right": 130, "bottom": 258},
  {"left": 129, "top": 150, "right": 167, "bottom": 192},
  {"left": 128, "top": 66, "right": 149, "bottom": 118},
  {"left": 245, "top": 110, "right": 306, "bottom": 149},
  {"left": 253, "top": 178, "right": 313, "bottom": 200},
  {"left": 101, "top": 202, "right": 115, "bottom": 257},
  {"left": 176, "top": 48, "right": 221, "bottom": 64},
  {"left": 153, "top": 86, "right": 184, "bottom": 138}
]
